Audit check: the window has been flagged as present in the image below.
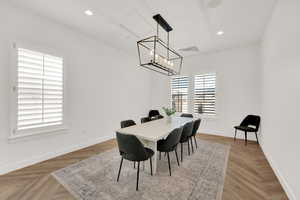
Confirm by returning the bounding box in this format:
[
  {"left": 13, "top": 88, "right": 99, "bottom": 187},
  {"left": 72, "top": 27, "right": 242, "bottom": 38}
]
[
  {"left": 171, "top": 76, "right": 189, "bottom": 113},
  {"left": 11, "top": 46, "right": 65, "bottom": 137},
  {"left": 194, "top": 73, "right": 216, "bottom": 115}
]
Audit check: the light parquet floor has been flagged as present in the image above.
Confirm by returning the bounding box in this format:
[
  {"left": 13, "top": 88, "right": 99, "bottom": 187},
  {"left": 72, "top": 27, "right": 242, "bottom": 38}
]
[{"left": 0, "top": 134, "right": 288, "bottom": 200}]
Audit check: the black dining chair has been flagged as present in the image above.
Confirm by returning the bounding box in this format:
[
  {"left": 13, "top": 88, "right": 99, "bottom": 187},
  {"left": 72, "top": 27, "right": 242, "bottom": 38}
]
[
  {"left": 141, "top": 117, "right": 151, "bottom": 124},
  {"left": 116, "top": 132, "right": 154, "bottom": 191},
  {"left": 157, "top": 127, "right": 183, "bottom": 176},
  {"left": 120, "top": 120, "right": 138, "bottom": 168},
  {"left": 234, "top": 115, "right": 261, "bottom": 145},
  {"left": 120, "top": 120, "right": 136, "bottom": 128},
  {"left": 179, "top": 121, "right": 194, "bottom": 162},
  {"left": 190, "top": 119, "right": 201, "bottom": 151},
  {"left": 151, "top": 115, "right": 164, "bottom": 120},
  {"left": 180, "top": 113, "right": 193, "bottom": 118},
  {"left": 149, "top": 110, "right": 160, "bottom": 118}
]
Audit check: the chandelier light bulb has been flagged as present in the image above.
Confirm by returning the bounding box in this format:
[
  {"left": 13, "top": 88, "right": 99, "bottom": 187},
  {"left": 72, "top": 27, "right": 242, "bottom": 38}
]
[{"left": 150, "top": 50, "right": 154, "bottom": 56}]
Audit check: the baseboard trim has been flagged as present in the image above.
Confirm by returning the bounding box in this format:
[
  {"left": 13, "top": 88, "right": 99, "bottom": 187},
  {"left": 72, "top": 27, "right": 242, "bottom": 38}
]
[
  {"left": 0, "top": 134, "right": 115, "bottom": 175},
  {"left": 260, "top": 142, "right": 297, "bottom": 200}
]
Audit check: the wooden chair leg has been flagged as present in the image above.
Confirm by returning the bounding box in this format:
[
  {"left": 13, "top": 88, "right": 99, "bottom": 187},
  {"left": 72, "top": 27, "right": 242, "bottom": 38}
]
[
  {"left": 245, "top": 131, "right": 248, "bottom": 145},
  {"left": 117, "top": 157, "right": 123, "bottom": 182},
  {"left": 167, "top": 152, "right": 171, "bottom": 176},
  {"left": 181, "top": 143, "right": 183, "bottom": 162},
  {"left": 255, "top": 132, "right": 259, "bottom": 144},
  {"left": 234, "top": 129, "right": 237, "bottom": 141},
  {"left": 194, "top": 136, "right": 198, "bottom": 149},
  {"left": 136, "top": 161, "right": 140, "bottom": 191},
  {"left": 175, "top": 148, "right": 180, "bottom": 166},
  {"left": 149, "top": 157, "right": 153, "bottom": 176}
]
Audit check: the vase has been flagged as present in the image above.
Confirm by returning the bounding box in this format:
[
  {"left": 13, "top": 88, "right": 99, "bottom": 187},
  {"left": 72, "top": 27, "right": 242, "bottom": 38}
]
[{"left": 167, "top": 116, "right": 172, "bottom": 123}]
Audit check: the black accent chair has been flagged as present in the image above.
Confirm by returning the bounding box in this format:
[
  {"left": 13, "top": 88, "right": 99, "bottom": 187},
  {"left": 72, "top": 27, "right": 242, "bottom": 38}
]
[
  {"left": 190, "top": 119, "right": 201, "bottom": 151},
  {"left": 179, "top": 121, "right": 194, "bottom": 162},
  {"left": 116, "top": 132, "right": 154, "bottom": 191},
  {"left": 141, "top": 117, "right": 151, "bottom": 123},
  {"left": 180, "top": 113, "right": 193, "bottom": 118},
  {"left": 157, "top": 127, "right": 183, "bottom": 176},
  {"left": 120, "top": 120, "right": 136, "bottom": 128},
  {"left": 234, "top": 115, "right": 261, "bottom": 145}
]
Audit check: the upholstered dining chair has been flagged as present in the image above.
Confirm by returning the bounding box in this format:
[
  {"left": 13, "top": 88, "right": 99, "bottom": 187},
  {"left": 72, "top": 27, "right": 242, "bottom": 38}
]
[
  {"left": 148, "top": 110, "right": 164, "bottom": 120},
  {"left": 157, "top": 127, "right": 183, "bottom": 176},
  {"left": 234, "top": 115, "right": 261, "bottom": 145},
  {"left": 148, "top": 110, "right": 160, "bottom": 118},
  {"left": 120, "top": 120, "right": 136, "bottom": 128},
  {"left": 179, "top": 121, "right": 194, "bottom": 162},
  {"left": 141, "top": 117, "right": 151, "bottom": 123},
  {"left": 190, "top": 119, "right": 201, "bottom": 151},
  {"left": 116, "top": 132, "right": 154, "bottom": 191},
  {"left": 151, "top": 115, "right": 164, "bottom": 120},
  {"left": 180, "top": 113, "right": 193, "bottom": 118}
]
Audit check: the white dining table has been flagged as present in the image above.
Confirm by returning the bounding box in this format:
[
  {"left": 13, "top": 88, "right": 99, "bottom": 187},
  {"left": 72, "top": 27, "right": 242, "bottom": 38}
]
[{"left": 116, "top": 116, "right": 196, "bottom": 174}]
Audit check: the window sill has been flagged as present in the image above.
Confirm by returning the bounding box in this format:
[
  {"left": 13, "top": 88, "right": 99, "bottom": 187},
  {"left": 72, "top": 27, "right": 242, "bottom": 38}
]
[{"left": 8, "top": 125, "right": 68, "bottom": 141}]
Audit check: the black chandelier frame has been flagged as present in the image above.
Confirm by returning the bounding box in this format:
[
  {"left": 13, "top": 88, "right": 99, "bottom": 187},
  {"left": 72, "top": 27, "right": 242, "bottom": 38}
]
[{"left": 137, "top": 14, "right": 183, "bottom": 76}]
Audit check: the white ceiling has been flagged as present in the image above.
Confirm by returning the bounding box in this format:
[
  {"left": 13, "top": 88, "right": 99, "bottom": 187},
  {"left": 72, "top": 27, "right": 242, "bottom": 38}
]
[{"left": 7, "top": 0, "right": 276, "bottom": 56}]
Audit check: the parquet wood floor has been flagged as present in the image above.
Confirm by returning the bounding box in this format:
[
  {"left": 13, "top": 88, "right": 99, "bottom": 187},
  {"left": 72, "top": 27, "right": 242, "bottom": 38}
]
[{"left": 0, "top": 134, "right": 288, "bottom": 200}]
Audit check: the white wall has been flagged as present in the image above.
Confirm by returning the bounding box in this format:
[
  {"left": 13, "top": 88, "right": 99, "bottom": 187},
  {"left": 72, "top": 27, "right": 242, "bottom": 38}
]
[
  {"left": 151, "top": 44, "right": 261, "bottom": 140},
  {"left": 261, "top": 0, "right": 300, "bottom": 199},
  {"left": 0, "top": 2, "right": 152, "bottom": 174}
]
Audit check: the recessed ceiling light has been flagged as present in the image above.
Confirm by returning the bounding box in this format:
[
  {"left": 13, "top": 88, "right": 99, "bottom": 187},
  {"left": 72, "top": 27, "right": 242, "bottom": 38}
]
[
  {"left": 85, "top": 10, "right": 93, "bottom": 16},
  {"left": 217, "top": 30, "right": 224, "bottom": 35}
]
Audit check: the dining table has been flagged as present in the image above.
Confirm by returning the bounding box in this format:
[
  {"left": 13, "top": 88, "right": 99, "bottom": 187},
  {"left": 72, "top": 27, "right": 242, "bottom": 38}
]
[{"left": 117, "top": 116, "right": 196, "bottom": 174}]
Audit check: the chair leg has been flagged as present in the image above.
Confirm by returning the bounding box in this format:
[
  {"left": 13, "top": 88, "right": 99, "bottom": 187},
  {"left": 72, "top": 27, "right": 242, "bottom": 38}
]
[
  {"left": 255, "top": 132, "right": 259, "bottom": 144},
  {"left": 190, "top": 137, "right": 194, "bottom": 153},
  {"left": 134, "top": 161, "right": 135, "bottom": 169},
  {"left": 234, "top": 129, "right": 237, "bottom": 141},
  {"left": 117, "top": 157, "right": 123, "bottom": 182},
  {"left": 159, "top": 152, "right": 161, "bottom": 160},
  {"left": 167, "top": 152, "right": 171, "bottom": 176},
  {"left": 187, "top": 140, "right": 190, "bottom": 156},
  {"left": 245, "top": 131, "right": 248, "bottom": 145},
  {"left": 136, "top": 161, "right": 140, "bottom": 191},
  {"left": 181, "top": 143, "right": 183, "bottom": 162},
  {"left": 149, "top": 157, "right": 153, "bottom": 176},
  {"left": 175, "top": 148, "right": 180, "bottom": 166},
  {"left": 194, "top": 136, "right": 198, "bottom": 149}
]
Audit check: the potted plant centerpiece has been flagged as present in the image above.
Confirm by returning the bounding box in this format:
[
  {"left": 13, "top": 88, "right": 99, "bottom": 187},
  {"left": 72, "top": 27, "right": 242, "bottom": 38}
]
[{"left": 162, "top": 107, "right": 176, "bottom": 123}]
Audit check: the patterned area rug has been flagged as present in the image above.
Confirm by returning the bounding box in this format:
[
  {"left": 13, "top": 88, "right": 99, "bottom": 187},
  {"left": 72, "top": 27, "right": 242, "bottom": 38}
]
[{"left": 52, "top": 139, "right": 230, "bottom": 200}]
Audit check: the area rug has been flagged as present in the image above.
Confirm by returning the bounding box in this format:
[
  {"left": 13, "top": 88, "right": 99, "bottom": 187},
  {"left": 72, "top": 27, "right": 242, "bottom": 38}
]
[{"left": 52, "top": 139, "right": 230, "bottom": 200}]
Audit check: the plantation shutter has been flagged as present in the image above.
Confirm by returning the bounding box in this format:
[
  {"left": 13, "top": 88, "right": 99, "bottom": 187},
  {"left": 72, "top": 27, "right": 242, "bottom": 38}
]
[
  {"left": 17, "top": 48, "right": 64, "bottom": 131},
  {"left": 171, "top": 76, "right": 189, "bottom": 113},
  {"left": 194, "top": 73, "right": 216, "bottom": 115}
]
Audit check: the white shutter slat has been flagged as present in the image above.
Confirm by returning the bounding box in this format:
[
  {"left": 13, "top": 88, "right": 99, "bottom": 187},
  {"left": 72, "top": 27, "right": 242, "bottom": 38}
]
[
  {"left": 194, "top": 73, "right": 216, "bottom": 115},
  {"left": 16, "top": 48, "right": 64, "bottom": 131},
  {"left": 171, "top": 76, "right": 189, "bottom": 113}
]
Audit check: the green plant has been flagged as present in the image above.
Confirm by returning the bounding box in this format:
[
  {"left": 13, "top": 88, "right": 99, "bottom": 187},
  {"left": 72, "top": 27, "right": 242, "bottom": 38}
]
[{"left": 162, "top": 107, "right": 176, "bottom": 116}]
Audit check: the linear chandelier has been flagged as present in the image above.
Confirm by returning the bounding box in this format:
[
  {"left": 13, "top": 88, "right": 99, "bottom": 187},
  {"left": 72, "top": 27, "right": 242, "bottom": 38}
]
[{"left": 137, "top": 14, "right": 183, "bottom": 76}]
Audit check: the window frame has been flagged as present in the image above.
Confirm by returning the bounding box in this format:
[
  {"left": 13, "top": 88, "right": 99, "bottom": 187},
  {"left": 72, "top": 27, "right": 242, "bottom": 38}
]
[
  {"left": 193, "top": 73, "right": 217, "bottom": 116},
  {"left": 9, "top": 41, "right": 68, "bottom": 139},
  {"left": 170, "top": 76, "right": 189, "bottom": 113}
]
